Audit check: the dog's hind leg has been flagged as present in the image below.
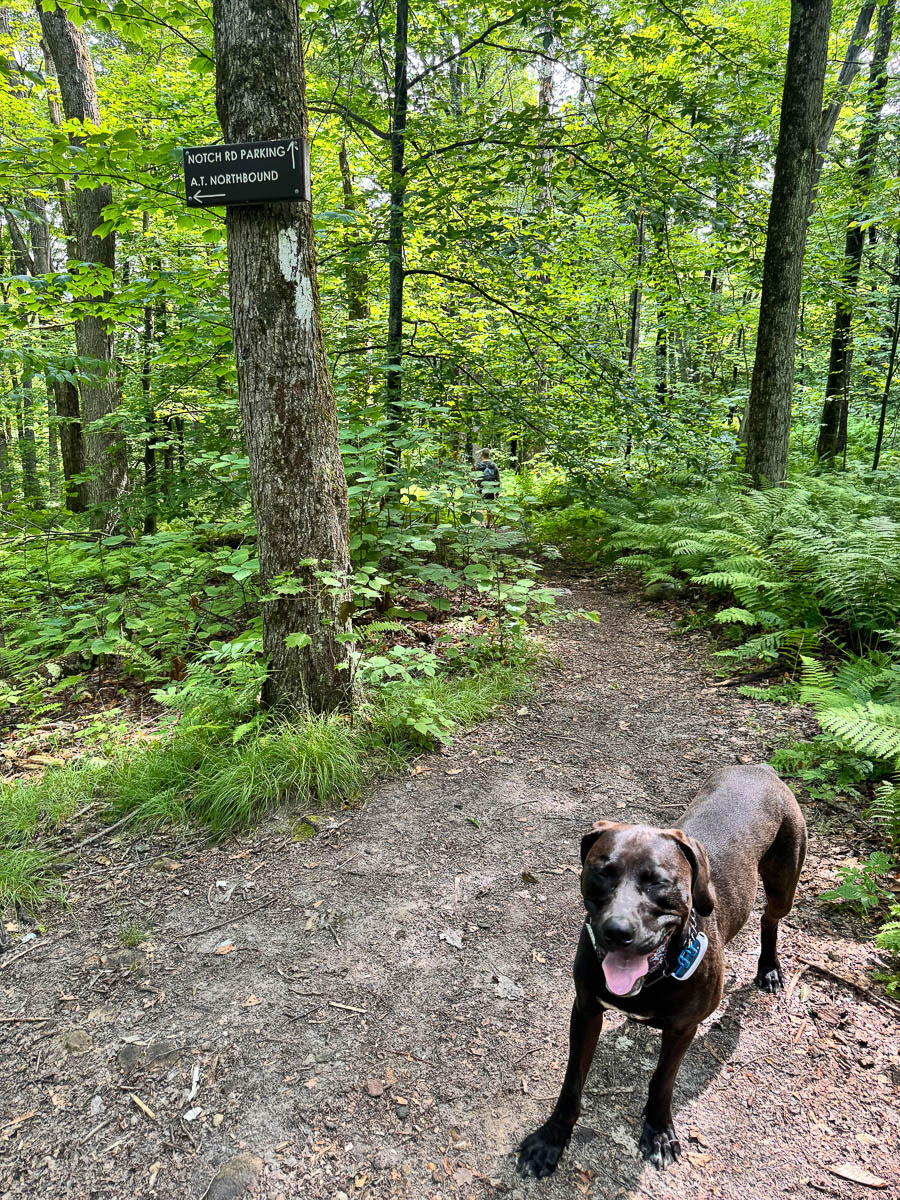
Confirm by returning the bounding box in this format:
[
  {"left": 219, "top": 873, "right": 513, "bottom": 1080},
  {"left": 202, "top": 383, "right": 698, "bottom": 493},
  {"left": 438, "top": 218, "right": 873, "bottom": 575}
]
[{"left": 755, "top": 812, "right": 807, "bottom": 992}]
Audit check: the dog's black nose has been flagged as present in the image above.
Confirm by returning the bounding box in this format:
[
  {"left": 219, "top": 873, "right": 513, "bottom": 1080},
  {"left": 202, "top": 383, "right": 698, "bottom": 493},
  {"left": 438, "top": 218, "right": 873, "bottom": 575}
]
[{"left": 601, "top": 917, "right": 635, "bottom": 946}]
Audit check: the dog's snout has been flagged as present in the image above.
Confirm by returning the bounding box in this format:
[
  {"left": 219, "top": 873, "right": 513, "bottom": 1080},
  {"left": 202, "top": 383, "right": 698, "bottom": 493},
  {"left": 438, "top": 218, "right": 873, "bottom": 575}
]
[{"left": 600, "top": 916, "right": 635, "bottom": 946}]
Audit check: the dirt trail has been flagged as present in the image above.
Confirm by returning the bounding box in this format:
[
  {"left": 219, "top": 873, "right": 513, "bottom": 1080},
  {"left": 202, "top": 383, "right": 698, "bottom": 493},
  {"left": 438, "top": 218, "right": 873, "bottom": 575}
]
[{"left": 1, "top": 572, "right": 897, "bottom": 1200}]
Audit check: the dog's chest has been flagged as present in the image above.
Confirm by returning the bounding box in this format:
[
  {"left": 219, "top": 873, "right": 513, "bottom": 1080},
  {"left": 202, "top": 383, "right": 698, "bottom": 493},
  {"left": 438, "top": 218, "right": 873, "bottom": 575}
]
[{"left": 598, "top": 999, "right": 654, "bottom": 1022}]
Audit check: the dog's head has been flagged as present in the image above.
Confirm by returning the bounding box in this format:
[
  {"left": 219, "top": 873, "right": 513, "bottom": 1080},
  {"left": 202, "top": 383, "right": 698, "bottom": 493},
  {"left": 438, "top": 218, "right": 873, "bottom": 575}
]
[{"left": 579, "top": 820, "right": 715, "bottom": 997}]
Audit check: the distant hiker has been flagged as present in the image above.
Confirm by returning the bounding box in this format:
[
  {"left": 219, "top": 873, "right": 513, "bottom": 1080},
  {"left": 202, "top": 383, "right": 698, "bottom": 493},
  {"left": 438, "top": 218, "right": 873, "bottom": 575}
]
[{"left": 478, "top": 449, "right": 501, "bottom": 500}]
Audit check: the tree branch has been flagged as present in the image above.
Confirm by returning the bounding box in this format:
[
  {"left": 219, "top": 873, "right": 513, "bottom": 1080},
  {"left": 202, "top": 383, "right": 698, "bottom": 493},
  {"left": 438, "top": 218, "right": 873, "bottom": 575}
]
[{"left": 407, "top": 9, "right": 534, "bottom": 90}]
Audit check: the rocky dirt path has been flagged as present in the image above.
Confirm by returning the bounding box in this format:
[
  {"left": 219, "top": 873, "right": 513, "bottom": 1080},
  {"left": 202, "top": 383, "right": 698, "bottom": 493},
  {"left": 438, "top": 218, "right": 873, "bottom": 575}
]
[{"left": 1, "top": 571, "right": 897, "bottom": 1200}]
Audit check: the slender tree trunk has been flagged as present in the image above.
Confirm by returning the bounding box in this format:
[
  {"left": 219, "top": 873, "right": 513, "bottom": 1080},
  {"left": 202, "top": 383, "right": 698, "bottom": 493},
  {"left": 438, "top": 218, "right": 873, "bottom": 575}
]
[
  {"left": 744, "top": 0, "right": 833, "bottom": 488},
  {"left": 811, "top": 1, "right": 876, "bottom": 199},
  {"left": 141, "top": 212, "right": 159, "bottom": 535},
  {"left": 175, "top": 416, "right": 186, "bottom": 474},
  {"left": 55, "top": 378, "right": 85, "bottom": 509},
  {"left": 46, "top": 386, "right": 59, "bottom": 499},
  {"left": 6, "top": 221, "right": 43, "bottom": 506},
  {"left": 37, "top": 1, "right": 128, "bottom": 524},
  {"left": 0, "top": 417, "right": 11, "bottom": 511},
  {"left": 625, "top": 211, "right": 645, "bottom": 372},
  {"left": 817, "top": 0, "right": 894, "bottom": 462},
  {"left": 385, "top": 0, "right": 408, "bottom": 471},
  {"left": 38, "top": 29, "right": 84, "bottom": 511},
  {"left": 338, "top": 142, "right": 370, "bottom": 323},
  {"left": 212, "top": 0, "right": 353, "bottom": 712},
  {"left": 18, "top": 375, "right": 42, "bottom": 505},
  {"left": 653, "top": 219, "right": 668, "bottom": 402},
  {"left": 873, "top": 237, "right": 900, "bottom": 470},
  {"left": 142, "top": 275, "right": 157, "bottom": 535}
]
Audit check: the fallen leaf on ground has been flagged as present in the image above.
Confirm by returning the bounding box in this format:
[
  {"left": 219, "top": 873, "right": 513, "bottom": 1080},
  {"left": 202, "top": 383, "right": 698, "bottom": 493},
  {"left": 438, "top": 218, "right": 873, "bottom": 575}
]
[
  {"left": 243, "top": 995, "right": 261, "bottom": 1007},
  {"left": 446, "top": 768, "right": 464, "bottom": 775},
  {"left": 494, "top": 974, "right": 524, "bottom": 1000},
  {"left": 214, "top": 942, "right": 235, "bottom": 955},
  {"left": 826, "top": 1163, "right": 888, "bottom": 1189}
]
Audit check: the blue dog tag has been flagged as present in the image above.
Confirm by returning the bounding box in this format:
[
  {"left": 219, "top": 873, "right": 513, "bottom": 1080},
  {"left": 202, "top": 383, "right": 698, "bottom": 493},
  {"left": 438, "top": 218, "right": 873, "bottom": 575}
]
[{"left": 671, "top": 931, "right": 708, "bottom": 981}]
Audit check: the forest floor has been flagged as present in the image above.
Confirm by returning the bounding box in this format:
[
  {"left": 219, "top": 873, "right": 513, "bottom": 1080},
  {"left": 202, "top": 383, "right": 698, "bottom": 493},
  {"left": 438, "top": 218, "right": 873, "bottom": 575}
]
[{"left": 1, "top": 568, "right": 898, "bottom": 1200}]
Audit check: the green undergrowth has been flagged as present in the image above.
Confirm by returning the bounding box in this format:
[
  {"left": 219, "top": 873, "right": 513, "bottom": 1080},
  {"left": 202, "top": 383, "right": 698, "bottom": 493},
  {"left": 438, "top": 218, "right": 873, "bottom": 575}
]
[{"left": 0, "top": 647, "right": 536, "bottom": 914}]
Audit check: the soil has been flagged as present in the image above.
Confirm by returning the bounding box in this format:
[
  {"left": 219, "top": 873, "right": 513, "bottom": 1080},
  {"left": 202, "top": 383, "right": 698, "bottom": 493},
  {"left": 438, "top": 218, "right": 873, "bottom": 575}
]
[{"left": 1, "top": 570, "right": 897, "bottom": 1200}]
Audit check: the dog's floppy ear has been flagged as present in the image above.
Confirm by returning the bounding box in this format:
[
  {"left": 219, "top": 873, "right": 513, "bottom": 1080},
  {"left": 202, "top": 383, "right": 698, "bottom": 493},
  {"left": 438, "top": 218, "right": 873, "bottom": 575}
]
[
  {"left": 580, "top": 820, "right": 619, "bottom": 866},
  {"left": 665, "top": 829, "right": 716, "bottom": 916}
]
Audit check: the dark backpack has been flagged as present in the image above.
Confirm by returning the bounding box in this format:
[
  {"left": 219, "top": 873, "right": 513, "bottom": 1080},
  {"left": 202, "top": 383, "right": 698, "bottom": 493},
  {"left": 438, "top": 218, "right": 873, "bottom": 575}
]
[{"left": 482, "top": 461, "right": 500, "bottom": 483}]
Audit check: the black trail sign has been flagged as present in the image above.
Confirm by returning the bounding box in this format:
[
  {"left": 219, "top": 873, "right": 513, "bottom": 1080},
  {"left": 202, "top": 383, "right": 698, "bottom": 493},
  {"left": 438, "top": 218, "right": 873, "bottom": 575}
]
[{"left": 183, "top": 138, "right": 309, "bottom": 207}]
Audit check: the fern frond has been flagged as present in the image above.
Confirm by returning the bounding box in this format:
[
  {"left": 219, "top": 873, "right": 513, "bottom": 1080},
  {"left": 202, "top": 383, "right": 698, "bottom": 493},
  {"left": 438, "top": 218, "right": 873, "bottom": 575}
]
[
  {"left": 869, "top": 782, "right": 900, "bottom": 844},
  {"left": 815, "top": 703, "right": 900, "bottom": 762},
  {"left": 713, "top": 607, "right": 759, "bottom": 625}
]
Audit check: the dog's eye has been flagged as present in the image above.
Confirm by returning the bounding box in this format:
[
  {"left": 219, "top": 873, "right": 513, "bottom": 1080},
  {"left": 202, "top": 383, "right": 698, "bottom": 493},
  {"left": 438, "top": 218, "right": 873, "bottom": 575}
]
[{"left": 641, "top": 872, "right": 670, "bottom": 889}]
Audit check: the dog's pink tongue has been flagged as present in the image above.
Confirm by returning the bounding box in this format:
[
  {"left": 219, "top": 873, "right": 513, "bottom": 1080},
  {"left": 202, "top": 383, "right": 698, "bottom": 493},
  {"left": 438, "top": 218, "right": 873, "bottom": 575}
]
[{"left": 602, "top": 951, "right": 651, "bottom": 996}]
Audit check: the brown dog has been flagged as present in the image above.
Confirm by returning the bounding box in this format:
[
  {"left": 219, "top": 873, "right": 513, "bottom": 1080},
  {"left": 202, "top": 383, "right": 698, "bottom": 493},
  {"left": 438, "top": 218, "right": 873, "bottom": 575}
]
[{"left": 517, "top": 764, "right": 806, "bottom": 1176}]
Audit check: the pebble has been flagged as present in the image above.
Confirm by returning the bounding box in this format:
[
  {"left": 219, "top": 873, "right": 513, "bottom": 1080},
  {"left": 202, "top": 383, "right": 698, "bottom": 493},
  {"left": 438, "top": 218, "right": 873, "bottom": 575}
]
[{"left": 206, "top": 1152, "right": 263, "bottom": 1200}]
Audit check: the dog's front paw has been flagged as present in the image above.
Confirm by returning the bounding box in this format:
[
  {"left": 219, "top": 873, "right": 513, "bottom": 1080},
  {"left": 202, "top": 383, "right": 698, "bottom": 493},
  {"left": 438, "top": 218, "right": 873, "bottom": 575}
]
[
  {"left": 639, "top": 1117, "right": 681, "bottom": 1169},
  {"left": 754, "top": 963, "right": 784, "bottom": 992},
  {"left": 517, "top": 1123, "right": 570, "bottom": 1179}
]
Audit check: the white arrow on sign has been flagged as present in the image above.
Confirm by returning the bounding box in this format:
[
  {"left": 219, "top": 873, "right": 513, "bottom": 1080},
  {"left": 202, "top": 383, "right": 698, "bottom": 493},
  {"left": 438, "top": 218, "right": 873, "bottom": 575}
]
[
  {"left": 193, "top": 191, "right": 226, "bottom": 203},
  {"left": 288, "top": 139, "right": 297, "bottom": 168}
]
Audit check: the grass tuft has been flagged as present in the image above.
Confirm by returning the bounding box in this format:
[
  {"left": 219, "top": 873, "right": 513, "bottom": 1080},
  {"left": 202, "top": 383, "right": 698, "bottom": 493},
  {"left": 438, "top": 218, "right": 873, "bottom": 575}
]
[
  {"left": 0, "top": 650, "right": 538, "bottom": 909},
  {"left": 0, "top": 846, "right": 61, "bottom": 912}
]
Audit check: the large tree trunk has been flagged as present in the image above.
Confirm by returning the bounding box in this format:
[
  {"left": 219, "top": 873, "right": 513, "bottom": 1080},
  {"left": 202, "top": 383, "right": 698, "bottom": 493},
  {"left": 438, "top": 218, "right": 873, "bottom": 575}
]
[
  {"left": 385, "top": 0, "right": 408, "bottom": 471},
  {"left": 744, "top": 0, "right": 833, "bottom": 488},
  {"left": 36, "top": 1, "right": 128, "bottom": 523},
  {"left": 816, "top": 0, "right": 894, "bottom": 463},
  {"left": 212, "top": 0, "right": 353, "bottom": 713}
]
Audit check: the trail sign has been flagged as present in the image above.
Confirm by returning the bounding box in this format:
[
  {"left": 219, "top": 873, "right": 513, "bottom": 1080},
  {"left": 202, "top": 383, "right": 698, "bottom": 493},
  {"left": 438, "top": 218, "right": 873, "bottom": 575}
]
[{"left": 183, "top": 138, "right": 309, "bottom": 207}]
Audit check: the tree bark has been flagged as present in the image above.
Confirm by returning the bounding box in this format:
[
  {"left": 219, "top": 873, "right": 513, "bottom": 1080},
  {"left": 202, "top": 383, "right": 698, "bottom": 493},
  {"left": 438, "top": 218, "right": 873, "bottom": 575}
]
[
  {"left": 36, "top": 0, "right": 128, "bottom": 523},
  {"left": 142, "top": 287, "right": 158, "bottom": 534},
  {"left": 744, "top": 0, "right": 833, "bottom": 488},
  {"left": 5, "top": 207, "right": 43, "bottom": 506},
  {"left": 816, "top": 0, "right": 894, "bottom": 462},
  {"left": 212, "top": 0, "right": 353, "bottom": 713},
  {"left": 872, "top": 235, "right": 900, "bottom": 471},
  {"left": 625, "top": 210, "right": 645, "bottom": 373},
  {"left": 55, "top": 377, "right": 84, "bottom": 509},
  {"left": 0, "top": 415, "right": 12, "bottom": 511},
  {"left": 338, "top": 142, "right": 370, "bottom": 323},
  {"left": 385, "top": 0, "right": 409, "bottom": 471}
]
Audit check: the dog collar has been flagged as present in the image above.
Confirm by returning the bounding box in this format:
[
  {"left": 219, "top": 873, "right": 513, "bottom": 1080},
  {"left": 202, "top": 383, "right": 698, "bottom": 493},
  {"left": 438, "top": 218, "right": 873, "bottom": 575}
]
[
  {"left": 668, "top": 908, "right": 708, "bottom": 982},
  {"left": 585, "top": 908, "right": 708, "bottom": 987}
]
